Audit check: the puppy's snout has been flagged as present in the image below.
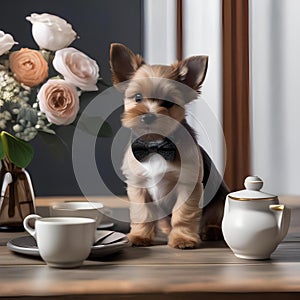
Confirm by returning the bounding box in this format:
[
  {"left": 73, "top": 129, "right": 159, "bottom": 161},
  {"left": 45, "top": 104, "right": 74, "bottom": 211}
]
[{"left": 140, "top": 113, "right": 157, "bottom": 125}]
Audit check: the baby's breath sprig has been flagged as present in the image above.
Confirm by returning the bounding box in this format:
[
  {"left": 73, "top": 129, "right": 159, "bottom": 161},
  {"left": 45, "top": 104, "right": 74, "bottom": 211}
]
[{"left": 0, "top": 65, "right": 53, "bottom": 141}]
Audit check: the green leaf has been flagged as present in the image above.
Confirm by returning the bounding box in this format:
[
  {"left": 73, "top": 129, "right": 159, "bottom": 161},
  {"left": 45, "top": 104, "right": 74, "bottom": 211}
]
[
  {"left": 98, "top": 121, "right": 113, "bottom": 137},
  {"left": 0, "top": 131, "right": 34, "bottom": 168},
  {"left": 0, "top": 137, "right": 4, "bottom": 160},
  {"left": 17, "top": 107, "right": 38, "bottom": 125},
  {"left": 76, "top": 114, "right": 112, "bottom": 137},
  {"left": 38, "top": 131, "right": 68, "bottom": 162}
]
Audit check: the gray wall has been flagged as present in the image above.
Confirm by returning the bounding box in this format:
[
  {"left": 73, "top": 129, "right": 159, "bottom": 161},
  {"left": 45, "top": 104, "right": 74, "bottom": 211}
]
[{"left": 0, "top": 0, "right": 143, "bottom": 196}]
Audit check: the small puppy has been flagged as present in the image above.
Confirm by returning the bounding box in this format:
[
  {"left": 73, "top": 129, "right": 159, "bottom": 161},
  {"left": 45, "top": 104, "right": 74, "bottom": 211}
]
[{"left": 110, "top": 43, "right": 229, "bottom": 249}]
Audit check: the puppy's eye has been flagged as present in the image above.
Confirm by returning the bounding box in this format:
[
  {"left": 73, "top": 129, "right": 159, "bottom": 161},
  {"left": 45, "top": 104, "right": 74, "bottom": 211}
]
[
  {"left": 134, "top": 93, "right": 143, "bottom": 103},
  {"left": 161, "top": 100, "right": 174, "bottom": 108}
]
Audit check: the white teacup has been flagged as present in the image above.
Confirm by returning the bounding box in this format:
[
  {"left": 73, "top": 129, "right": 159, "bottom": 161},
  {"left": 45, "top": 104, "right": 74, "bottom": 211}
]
[
  {"left": 50, "top": 202, "right": 104, "bottom": 228},
  {"left": 23, "top": 214, "right": 96, "bottom": 268}
]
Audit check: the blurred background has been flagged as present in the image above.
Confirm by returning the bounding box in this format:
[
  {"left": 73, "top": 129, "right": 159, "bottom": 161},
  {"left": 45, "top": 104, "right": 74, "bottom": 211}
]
[
  {"left": 0, "top": 0, "right": 143, "bottom": 196},
  {"left": 144, "top": 0, "right": 300, "bottom": 196},
  {"left": 1, "top": 0, "right": 299, "bottom": 197}
]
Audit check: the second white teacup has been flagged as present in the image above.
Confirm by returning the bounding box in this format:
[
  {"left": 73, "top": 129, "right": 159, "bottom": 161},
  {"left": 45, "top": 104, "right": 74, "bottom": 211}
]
[
  {"left": 23, "top": 214, "right": 96, "bottom": 268},
  {"left": 50, "top": 202, "right": 105, "bottom": 228}
]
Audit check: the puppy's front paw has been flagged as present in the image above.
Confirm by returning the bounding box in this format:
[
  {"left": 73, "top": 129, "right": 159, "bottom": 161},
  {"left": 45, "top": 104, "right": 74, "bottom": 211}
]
[
  {"left": 168, "top": 232, "right": 200, "bottom": 249},
  {"left": 127, "top": 233, "right": 152, "bottom": 247}
]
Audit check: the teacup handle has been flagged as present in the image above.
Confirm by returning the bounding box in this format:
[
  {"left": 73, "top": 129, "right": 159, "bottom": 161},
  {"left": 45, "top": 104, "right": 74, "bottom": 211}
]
[{"left": 23, "top": 214, "right": 42, "bottom": 239}]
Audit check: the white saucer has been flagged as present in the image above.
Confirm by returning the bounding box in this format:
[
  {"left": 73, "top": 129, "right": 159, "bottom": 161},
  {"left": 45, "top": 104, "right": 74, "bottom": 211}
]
[
  {"left": 7, "top": 231, "right": 130, "bottom": 259},
  {"left": 97, "top": 222, "right": 114, "bottom": 229}
]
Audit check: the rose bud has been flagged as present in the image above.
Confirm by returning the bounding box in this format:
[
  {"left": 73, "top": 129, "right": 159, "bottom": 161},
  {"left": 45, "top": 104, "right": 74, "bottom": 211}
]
[{"left": 26, "top": 13, "right": 77, "bottom": 51}]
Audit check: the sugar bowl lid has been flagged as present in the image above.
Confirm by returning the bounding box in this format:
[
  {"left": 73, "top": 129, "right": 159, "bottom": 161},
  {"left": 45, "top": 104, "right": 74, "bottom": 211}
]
[{"left": 228, "top": 176, "right": 277, "bottom": 201}]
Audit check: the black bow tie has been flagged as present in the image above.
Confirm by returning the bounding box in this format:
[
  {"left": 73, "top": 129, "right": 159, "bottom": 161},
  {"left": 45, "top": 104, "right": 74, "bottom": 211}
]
[{"left": 131, "top": 137, "right": 177, "bottom": 161}]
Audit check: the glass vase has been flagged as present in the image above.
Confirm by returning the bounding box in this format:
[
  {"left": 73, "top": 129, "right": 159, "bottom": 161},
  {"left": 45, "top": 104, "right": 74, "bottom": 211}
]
[{"left": 0, "top": 158, "right": 36, "bottom": 231}]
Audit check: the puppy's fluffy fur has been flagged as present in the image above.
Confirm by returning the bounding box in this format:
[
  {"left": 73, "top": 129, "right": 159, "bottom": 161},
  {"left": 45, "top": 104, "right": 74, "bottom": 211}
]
[{"left": 110, "top": 43, "right": 228, "bottom": 249}]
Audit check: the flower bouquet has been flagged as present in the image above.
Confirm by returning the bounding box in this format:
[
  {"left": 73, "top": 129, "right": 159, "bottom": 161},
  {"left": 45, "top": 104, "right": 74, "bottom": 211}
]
[{"left": 0, "top": 13, "right": 111, "bottom": 230}]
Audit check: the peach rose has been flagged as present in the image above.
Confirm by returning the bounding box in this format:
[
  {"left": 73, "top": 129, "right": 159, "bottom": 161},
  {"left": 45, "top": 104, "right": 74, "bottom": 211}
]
[
  {"left": 37, "top": 79, "right": 79, "bottom": 125},
  {"left": 9, "top": 48, "right": 48, "bottom": 87}
]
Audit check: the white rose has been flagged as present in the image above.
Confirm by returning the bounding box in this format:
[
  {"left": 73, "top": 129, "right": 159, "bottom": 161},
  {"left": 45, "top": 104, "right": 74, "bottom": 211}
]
[
  {"left": 53, "top": 47, "right": 99, "bottom": 91},
  {"left": 26, "top": 13, "right": 77, "bottom": 51},
  {"left": 0, "top": 30, "right": 18, "bottom": 56}
]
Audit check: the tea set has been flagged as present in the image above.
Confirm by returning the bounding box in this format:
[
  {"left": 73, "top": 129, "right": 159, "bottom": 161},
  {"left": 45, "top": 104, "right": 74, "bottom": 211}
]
[{"left": 6, "top": 175, "right": 292, "bottom": 268}]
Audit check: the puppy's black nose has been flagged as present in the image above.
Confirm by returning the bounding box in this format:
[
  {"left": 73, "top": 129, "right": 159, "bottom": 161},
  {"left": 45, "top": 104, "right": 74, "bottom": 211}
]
[{"left": 140, "top": 113, "right": 157, "bottom": 124}]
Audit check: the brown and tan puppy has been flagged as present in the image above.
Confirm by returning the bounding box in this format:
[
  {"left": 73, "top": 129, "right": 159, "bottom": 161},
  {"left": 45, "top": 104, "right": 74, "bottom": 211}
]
[{"left": 110, "top": 43, "right": 229, "bottom": 249}]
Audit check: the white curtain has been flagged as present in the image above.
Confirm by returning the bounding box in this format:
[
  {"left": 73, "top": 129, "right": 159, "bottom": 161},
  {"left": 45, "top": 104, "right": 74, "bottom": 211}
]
[
  {"left": 250, "top": 0, "right": 300, "bottom": 195},
  {"left": 143, "top": 0, "right": 177, "bottom": 64},
  {"left": 144, "top": 0, "right": 224, "bottom": 174},
  {"left": 143, "top": 0, "right": 300, "bottom": 195},
  {"left": 183, "top": 0, "right": 223, "bottom": 174}
]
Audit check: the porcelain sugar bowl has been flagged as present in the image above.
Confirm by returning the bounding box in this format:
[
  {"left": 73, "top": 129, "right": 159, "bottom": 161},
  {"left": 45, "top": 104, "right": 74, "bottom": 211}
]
[{"left": 222, "top": 176, "right": 291, "bottom": 260}]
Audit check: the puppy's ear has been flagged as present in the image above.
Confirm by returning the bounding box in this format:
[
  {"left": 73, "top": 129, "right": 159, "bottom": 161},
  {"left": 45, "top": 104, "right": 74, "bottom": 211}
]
[
  {"left": 110, "top": 43, "right": 144, "bottom": 84},
  {"left": 178, "top": 56, "right": 208, "bottom": 91}
]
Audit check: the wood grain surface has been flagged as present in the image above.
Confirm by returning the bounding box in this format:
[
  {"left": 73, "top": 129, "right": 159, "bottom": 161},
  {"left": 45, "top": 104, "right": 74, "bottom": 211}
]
[{"left": 0, "top": 196, "right": 299, "bottom": 299}]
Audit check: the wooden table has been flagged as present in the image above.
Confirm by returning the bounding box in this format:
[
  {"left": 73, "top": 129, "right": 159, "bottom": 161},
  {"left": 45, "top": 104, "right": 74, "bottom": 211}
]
[{"left": 0, "top": 196, "right": 300, "bottom": 300}]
